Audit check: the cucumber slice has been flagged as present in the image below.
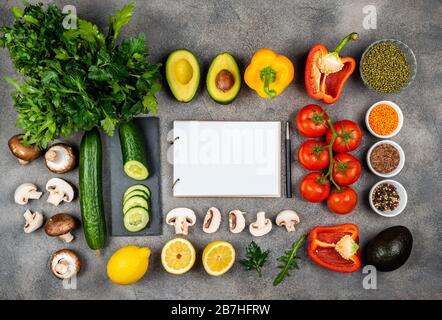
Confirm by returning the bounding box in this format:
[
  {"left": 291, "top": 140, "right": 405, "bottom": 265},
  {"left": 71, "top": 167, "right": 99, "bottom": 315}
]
[
  {"left": 123, "top": 190, "right": 149, "bottom": 204},
  {"left": 124, "top": 160, "right": 149, "bottom": 180},
  {"left": 123, "top": 207, "right": 150, "bottom": 232},
  {"left": 123, "top": 184, "right": 151, "bottom": 199},
  {"left": 123, "top": 196, "right": 149, "bottom": 215}
]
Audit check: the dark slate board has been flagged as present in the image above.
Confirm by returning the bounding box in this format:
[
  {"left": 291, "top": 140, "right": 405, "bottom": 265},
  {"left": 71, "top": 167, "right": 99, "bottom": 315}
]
[{"left": 108, "top": 117, "right": 162, "bottom": 236}]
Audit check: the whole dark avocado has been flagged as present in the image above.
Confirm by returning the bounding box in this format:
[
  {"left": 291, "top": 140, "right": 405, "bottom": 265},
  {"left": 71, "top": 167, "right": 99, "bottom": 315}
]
[{"left": 364, "top": 226, "right": 413, "bottom": 272}]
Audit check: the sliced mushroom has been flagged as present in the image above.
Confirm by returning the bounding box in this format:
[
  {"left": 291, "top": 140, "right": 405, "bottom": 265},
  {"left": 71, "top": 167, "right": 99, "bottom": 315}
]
[
  {"left": 202, "top": 207, "right": 221, "bottom": 233},
  {"left": 166, "top": 208, "right": 196, "bottom": 235},
  {"left": 276, "top": 210, "right": 300, "bottom": 232},
  {"left": 23, "top": 209, "right": 44, "bottom": 233},
  {"left": 46, "top": 178, "right": 75, "bottom": 206},
  {"left": 44, "top": 213, "right": 76, "bottom": 243},
  {"left": 249, "top": 211, "right": 272, "bottom": 237},
  {"left": 8, "top": 134, "right": 43, "bottom": 165},
  {"left": 229, "top": 210, "right": 246, "bottom": 234},
  {"left": 50, "top": 249, "right": 81, "bottom": 280},
  {"left": 45, "top": 143, "right": 77, "bottom": 174},
  {"left": 14, "top": 183, "right": 43, "bottom": 205}
]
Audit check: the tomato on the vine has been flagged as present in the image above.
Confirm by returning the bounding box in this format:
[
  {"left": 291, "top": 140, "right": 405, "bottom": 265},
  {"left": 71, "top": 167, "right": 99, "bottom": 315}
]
[
  {"left": 331, "top": 153, "right": 361, "bottom": 186},
  {"left": 326, "top": 120, "right": 362, "bottom": 153},
  {"left": 327, "top": 187, "right": 358, "bottom": 214},
  {"left": 296, "top": 104, "right": 329, "bottom": 138},
  {"left": 298, "top": 140, "right": 330, "bottom": 170},
  {"left": 300, "top": 172, "right": 330, "bottom": 202}
]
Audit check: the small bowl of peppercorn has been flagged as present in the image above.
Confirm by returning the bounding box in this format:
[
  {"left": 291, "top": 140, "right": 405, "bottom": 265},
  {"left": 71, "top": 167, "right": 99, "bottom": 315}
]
[
  {"left": 369, "top": 180, "right": 407, "bottom": 218},
  {"left": 360, "top": 39, "right": 417, "bottom": 93},
  {"left": 367, "top": 140, "right": 405, "bottom": 178}
]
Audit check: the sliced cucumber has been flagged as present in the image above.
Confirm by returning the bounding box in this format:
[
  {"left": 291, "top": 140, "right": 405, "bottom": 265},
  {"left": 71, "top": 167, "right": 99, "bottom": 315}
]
[
  {"left": 123, "top": 184, "right": 151, "bottom": 199},
  {"left": 119, "top": 122, "right": 149, "bottom": 181},
  {"left": 123, "top": 207, "right": 150, "bottom": 232},
  {"left": 123, "top": 196, "right": 149, "bottom": 215},
  {"left": 123, "top": 190, "right": 149, "bottom": 204}
]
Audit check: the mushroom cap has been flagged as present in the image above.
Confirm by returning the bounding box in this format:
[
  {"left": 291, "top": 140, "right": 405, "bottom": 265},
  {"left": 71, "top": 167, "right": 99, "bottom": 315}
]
[
  {"left": 45, "top": 213, "right": 76, "bottom": 236},
  {"left": 45, "top": 143, "right": 77, "bottom": 174},
  {"left": 8, "top": 134, "right": 43, "bottom": 162},
  {"left": 276, "top": 210, "right": 300, "bottom": 226},
  {"left": 46, "top": 177, "right": 75, "bottom": 202},
  {"left": 166, "top": 208, "right": 196, "bottom": 225},
  {"left": 50, "top": 249, "right": 81, "bottom": 279}
]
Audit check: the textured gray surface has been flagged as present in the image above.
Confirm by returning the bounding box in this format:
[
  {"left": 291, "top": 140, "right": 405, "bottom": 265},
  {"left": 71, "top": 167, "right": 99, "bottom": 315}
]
[{"left": 0, "top": 0, "right": 441, "bottom": 300}]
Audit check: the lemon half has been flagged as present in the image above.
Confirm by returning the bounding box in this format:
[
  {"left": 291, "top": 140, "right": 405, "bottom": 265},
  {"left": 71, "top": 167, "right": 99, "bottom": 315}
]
[
  {"left": 202, "top": 241, "right": 235, "bottom": 276},
  {"left": 161, "top": 238, "right": 196, "bottom": 275}
]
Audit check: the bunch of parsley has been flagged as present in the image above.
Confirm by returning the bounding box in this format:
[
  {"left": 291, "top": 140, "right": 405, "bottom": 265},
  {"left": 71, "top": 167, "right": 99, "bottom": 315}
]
[{"left": 0, "top": 2, "right": 161, "bottom": 149}]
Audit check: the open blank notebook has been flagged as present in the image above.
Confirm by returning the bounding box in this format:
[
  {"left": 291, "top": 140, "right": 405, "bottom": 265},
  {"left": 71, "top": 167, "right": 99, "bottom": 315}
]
[{"left": 173, "top": 121, "right": 281, "bottom": 197}]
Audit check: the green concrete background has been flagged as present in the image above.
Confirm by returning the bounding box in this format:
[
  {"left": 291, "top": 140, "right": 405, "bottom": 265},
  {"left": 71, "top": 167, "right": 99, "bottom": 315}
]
[{"left": 0, "top": 0, "right": 441, "bottom": 299}]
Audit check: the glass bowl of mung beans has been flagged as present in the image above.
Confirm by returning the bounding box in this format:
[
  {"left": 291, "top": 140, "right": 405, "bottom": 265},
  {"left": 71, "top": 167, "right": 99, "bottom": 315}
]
[{"left": 360, "top": 39, "right": 417, "bottom": 93}]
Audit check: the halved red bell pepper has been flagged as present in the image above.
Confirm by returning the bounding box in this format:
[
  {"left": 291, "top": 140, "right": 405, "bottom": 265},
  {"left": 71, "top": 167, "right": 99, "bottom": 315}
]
[
  {"left": 305, "top": 33, "right": 358, "bottom": 104},
  {"left": 308, "top": 223, "right": 361, "bottom": 273}
]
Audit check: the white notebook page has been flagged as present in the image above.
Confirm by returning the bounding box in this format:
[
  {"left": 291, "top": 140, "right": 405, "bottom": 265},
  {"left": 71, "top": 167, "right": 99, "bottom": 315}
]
[{"left": 173, "top": 121, "right": 281, "bottom": 197}]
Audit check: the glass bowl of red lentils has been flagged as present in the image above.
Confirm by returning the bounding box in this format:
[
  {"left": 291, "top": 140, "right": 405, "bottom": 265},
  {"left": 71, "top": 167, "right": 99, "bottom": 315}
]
[
  {"left": 369, "top": 180, "right": 407, "bottom": 218},
  {"left": 365, "top": 100, "right": 403, "bottom": 138},
  {"left": 367, "top": 140, "right": 405, "bottom": 178}
]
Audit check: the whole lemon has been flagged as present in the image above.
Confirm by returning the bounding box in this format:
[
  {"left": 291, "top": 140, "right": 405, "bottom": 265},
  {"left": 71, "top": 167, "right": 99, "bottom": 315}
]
[{"left": 107, "top": 245, "right": 151, "bottom": 285}]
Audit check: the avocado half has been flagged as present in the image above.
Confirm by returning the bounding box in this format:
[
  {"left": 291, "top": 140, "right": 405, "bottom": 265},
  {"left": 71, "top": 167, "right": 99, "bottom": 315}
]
[
  {"left": 166, "top": 49, "right": 200, "bottom": 103},
  {"left": 364, "top": 226, "right": 413, "bottom": 272},
  {"left": 206, "top": 52, "right": 241, "bottom": 104}
]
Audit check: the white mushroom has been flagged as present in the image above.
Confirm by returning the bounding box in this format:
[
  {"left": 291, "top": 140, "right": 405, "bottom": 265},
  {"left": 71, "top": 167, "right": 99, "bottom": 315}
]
[
  {"left": 23, "top": 209, "right": 44, "bottom": 233},
  {"left": 45, "top": 143, "right": 77, "bottom": 174},
  {"left": 229, "top": 210, "right": 246, "bottom": 234},
  {"left": 202, "top": 207, "right": 221, "bottom": 233},
  {"left": 166, "top": 208, "right": 196, "bottom": 235},
  {"left": 46, "top": 178, "right": 74, "bottom": 206},
  {"left": 14, "top": 183, "right": 43, "bottom": 205},
  {"left": 249, "top": 211, "right": 272, "bottom": 237},
  {"left": 276, "top": 210, "right": 300, "bottom": 232},
  {"left": 50, "top": 249, "right": 81, "bottom": 280}
]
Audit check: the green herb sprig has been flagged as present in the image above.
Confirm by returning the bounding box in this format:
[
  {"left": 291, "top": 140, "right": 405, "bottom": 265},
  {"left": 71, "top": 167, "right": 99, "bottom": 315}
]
[
  {"left": 273, "top": 234, "right": 306, "bottom": 286},
  {"left": 240, "top": 241, "right": 269, "bottom": 277},
  {"left": 0, "top": 2, "right": 161, "bottom": 149}
]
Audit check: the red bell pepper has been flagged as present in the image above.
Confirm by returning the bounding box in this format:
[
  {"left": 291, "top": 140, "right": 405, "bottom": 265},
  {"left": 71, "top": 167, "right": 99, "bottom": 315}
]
[
  {"left": 305, "top": 33, "right": 358, "bottom": 104},
  {"left": 308, "top": 223, "right": 361, "bottom": 273}
]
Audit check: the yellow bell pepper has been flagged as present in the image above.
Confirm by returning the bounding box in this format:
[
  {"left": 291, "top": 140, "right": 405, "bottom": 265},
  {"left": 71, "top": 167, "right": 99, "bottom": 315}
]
[{"left": 244, "top": 48, "right": 295, "bottom": 98}]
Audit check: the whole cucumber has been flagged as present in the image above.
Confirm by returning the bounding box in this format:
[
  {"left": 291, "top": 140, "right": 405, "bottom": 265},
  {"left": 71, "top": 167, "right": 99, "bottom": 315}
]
[{"left": 79, "top": 128, "right": 107, "bottom": 251}]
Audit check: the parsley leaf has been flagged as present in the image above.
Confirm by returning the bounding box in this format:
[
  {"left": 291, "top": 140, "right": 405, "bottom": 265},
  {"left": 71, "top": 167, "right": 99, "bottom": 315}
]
[
  {"left": 240, "top": 241, "right": 269, "bottom": 277},
  {"left": 0, "top": 2, "right": 161, "bottom": 149}
]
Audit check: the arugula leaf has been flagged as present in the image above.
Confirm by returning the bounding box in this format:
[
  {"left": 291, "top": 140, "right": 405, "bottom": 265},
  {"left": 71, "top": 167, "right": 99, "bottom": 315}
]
[
  {"left": 273, "top": 234, "right": 306, "bottom": 286},
  {"left": 240, "top": 241, "right": 269, "bottom": 277}
]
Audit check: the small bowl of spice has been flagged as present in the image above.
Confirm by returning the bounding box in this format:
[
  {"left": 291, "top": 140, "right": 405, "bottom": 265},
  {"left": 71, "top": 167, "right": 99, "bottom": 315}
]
[
  {"left": 369, "top": 180, "right": 407, "bottom": 217},
  {"left": 366, "top": 100, "right": 403, "bottom": 138},
  {"left": 367, "top": 140, "right": 405, "bottom": 178},
  {"left": 360, "top": 39, "right": 416, "bottom": 93}
]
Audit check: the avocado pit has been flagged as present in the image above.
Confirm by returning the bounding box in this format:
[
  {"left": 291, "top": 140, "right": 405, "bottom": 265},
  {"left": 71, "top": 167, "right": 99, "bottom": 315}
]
[{"left": 215, "top": 69, "right": 235, "bottom": 92}]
